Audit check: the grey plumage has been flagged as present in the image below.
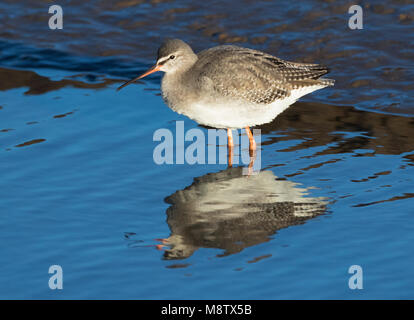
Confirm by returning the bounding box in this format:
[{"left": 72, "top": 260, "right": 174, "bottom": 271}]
[
  {"left": 162, "top": 167, "right": 328, "bottom": 259},
  {"left": 158, "top": 41, "right": 334, "bottom": 105},
  {"left": 118, "top": 39, "right": 334, "bottom": 129},
  {"left": 157, "top": 39, "right": 194, "bottom": 61}
]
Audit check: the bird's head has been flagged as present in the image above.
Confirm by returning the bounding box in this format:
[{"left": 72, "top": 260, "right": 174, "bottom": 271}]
[{"left": 117, "top": 39, "right": 197, "bottom": 91}]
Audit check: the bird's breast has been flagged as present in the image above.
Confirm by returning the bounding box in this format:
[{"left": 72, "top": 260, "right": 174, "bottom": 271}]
[{"left": 161, "top": 73, "right": 199, "bottom": 113}]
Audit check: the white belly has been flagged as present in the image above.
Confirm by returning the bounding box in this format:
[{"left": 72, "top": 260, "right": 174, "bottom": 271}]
[{"left": 170, "top": 85, "right": 327, "bottom": 129}]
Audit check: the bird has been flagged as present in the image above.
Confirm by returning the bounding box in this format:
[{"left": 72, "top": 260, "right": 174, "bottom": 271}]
[{"left": 117, "top": 39, "right": 334, "bottom": 164}]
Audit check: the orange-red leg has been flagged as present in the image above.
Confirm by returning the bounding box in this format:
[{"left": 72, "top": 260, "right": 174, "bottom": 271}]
[
  {"left": 245, "top": 126, "right": 256, "bottom": 156},
  {"left": 227, "top": 128, "right": 234, "bottom": 167},
  {"left": 247, "top": 152, "right": 256, "bottom": 176},
  {"left": 244, "top": 127, "right": 257, "bottom": 176},
  {"left": 155, "top": 238, "right": 168, "bottom": 251}
]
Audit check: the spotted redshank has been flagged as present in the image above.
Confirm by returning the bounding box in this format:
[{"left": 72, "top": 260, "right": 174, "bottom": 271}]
[{"left": 118, "top": 39, "right": 334, "bottom": 162}]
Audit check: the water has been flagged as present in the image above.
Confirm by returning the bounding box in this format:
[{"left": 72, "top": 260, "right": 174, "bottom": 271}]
[{"left": 0, "top": 0, "right": 413, "bottom": 299}]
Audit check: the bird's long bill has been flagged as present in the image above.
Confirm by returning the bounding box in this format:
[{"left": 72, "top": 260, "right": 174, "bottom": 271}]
[{"left": 116, "top": 64, "right": 161, "bottom": 91}]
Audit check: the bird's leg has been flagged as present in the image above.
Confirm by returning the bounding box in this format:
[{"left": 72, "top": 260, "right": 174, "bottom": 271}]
[
  {"left": 245, "top": 126, "right": 257, "bottom": 157},
  {"left": 227, "top": 128, "right": 234, "bottom": 167},
  {"left": 154, "top": 238, "right": 168, "bottom": 251},
  {"left": 244, "top": 126, "right": 257, "bottom": 176},
  {"left": 247, "top": 151, "right": 257, "bottom": 177}
]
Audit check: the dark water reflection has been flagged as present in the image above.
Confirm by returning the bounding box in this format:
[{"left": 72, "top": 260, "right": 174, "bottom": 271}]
[
  {"left": 261, "top": 102, "right": 414, "bottom": 161},
  {"left": 163, "top": 167, "right": 327, "bottom": 260},
  {"left": 0, "top": 67, "right": 118, "bottom": 95}
]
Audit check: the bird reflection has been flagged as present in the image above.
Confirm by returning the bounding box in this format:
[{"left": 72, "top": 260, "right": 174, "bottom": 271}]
[{"left": 159, "top": 167, "right": 328, "bottom": 260}]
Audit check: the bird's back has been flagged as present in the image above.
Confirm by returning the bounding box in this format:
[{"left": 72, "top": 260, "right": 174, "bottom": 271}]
[{"left": 189, "top": 45, "right": 333, "bottom": 104}]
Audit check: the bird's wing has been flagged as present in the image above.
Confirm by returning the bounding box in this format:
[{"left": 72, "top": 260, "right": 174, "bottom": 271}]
[{"left": 193, "top": 45, "right": 331, "bottom": 104}]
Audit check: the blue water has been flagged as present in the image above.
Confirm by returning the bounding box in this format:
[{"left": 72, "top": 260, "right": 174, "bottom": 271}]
[
  {"left": 1, "top": 71, "right": 413, "bottom": 299},
  {"left": 1, "top": 0, "right": 414, "bottom": 299}
]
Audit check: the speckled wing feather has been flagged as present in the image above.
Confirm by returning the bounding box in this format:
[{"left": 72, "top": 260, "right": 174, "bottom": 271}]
[{"left": 193, "top": 45, "right": 331, "bottom": 104}]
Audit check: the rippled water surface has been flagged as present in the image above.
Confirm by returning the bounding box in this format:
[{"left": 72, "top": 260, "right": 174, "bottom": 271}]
[{"left": 0, "top": 0, "right": 413, "bottom": 299}]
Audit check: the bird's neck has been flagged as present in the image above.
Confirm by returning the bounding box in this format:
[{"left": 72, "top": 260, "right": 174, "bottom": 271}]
[{"left": 161, "top": 56, "right": 198, "bottom": 111}]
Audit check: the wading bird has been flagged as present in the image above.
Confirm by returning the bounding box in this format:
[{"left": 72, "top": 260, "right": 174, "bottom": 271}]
[{"left": 118, "top": 39, "right": 334, "bottom": 166}]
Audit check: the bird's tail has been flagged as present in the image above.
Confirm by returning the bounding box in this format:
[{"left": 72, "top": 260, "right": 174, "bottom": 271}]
[
  {"left": 319, "top": 78, "right": 335, "bottom": 87},
  {"left": 290, "top": 78, "right": 335, "bottom": 90}
]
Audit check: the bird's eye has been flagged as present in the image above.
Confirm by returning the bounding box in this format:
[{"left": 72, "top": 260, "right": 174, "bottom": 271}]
[{"left": 170, "top": 55, "right": 175, "bottom": 59}]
